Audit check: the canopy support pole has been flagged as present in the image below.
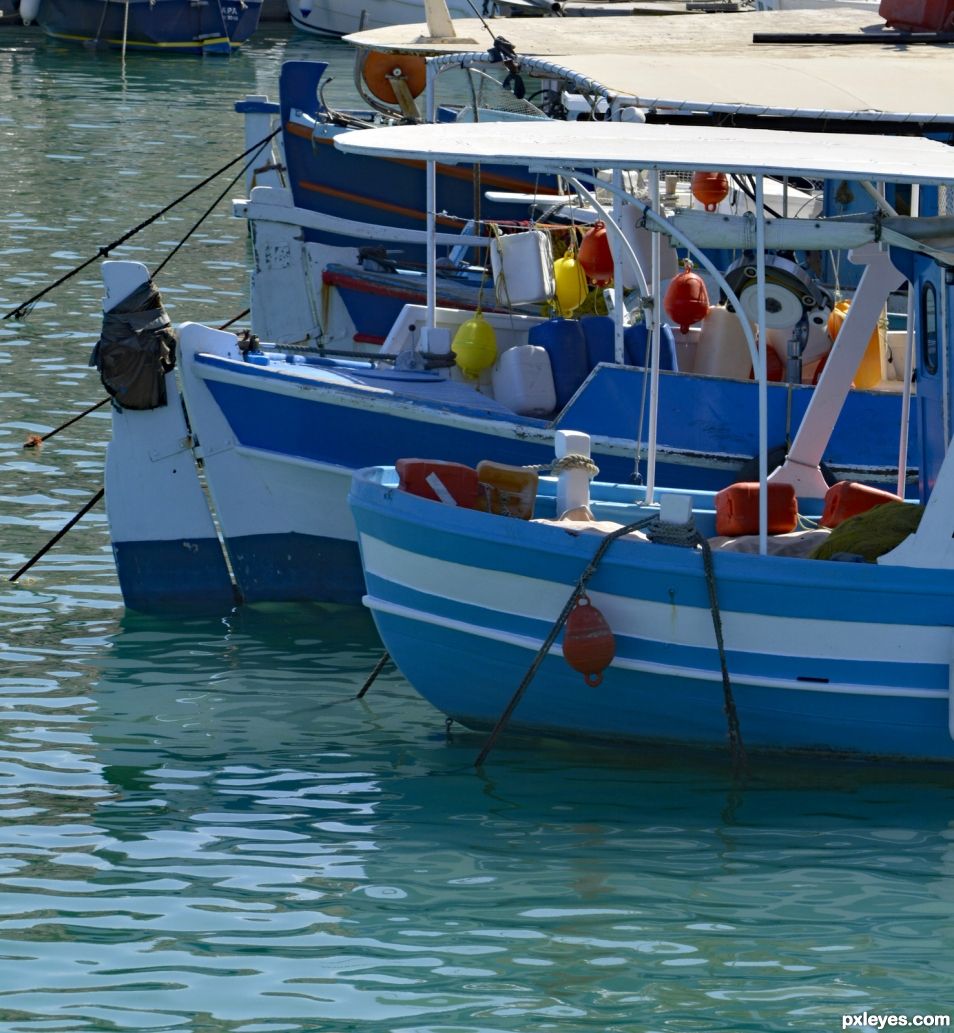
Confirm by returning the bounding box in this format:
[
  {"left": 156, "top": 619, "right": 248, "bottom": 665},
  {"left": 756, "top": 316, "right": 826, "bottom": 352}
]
[
  {"left": 756, "top": 175, "right": 768, "bottom": 556},
  {"left": 897, "top": 184, "right": 919, "bottom": 498},
  {"left": 646, "top": 173, "right": 662, "bottom": 505}
]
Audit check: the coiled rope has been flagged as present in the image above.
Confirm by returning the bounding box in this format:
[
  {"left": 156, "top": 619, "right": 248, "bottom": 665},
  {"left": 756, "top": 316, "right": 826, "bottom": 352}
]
[{"left": 523, "top": 453, "right": 600, "bottom": 477}]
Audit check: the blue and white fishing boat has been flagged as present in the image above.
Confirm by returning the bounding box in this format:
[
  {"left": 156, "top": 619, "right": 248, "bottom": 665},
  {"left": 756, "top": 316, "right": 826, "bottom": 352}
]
[
  {"left": 346, "top": 118, "right": 954, "bottom": 763},
  {"left": 27, "top": 0, "right": 264, "bottom": 53}
]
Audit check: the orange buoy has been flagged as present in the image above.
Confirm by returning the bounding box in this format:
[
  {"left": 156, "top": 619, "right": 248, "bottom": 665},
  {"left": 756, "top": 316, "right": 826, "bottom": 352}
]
[
  {"left": 664, "top": 259, "right": 710, "bottom": 334},
  {"left": 820, "top": 481, "right": 903, "bottom": 529},
  {"left": 691, "top": 171, "right": 729, "bottom": 212},
  {"left": 563, "top": 593, "right": 615, "bottom": 687},
  {"left": 362, "top": 51, "right": 427, "bottom": 105},
  {"left": 578, "top": 221, "right": 614, "bottom": 286}
]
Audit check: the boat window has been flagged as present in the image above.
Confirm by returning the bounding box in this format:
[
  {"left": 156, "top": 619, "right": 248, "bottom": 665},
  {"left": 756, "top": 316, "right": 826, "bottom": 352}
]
[{"left": 921, "top": 282, "right": 938, "bottom": 376}]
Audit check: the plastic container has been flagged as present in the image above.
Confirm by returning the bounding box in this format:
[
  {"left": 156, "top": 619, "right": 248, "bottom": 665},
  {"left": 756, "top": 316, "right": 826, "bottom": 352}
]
[
  {"left": 820, "top": 481, "right": 902, "bottom": 529},
  {"left": 623, "top": 322, "right": 677, "bottom": 371},
  {"left": 476, "top": 460, "right": 539, "bottom": 520},
  {"left": 491, "top": 345, "right": 557, "bottom": 417},
  {"left": 694, "top": 306, "right": 752, "bottom": 380},
  {"left": 581, "top": 315, "right": 615, "bottom": 369},
  {"left": 828, "top": 300, "right": 886, "bottom": 390},
  {"left": 715, "top": 481, "right": 798, "bottom": 536},
  {"left": 528, "top": 318, "right": 589, "bottom": 410},
  {"left": 396, "top": 458, "right": 480, "bottom": 508},
  {"left": 490, "top": 229, "right": 555, "bottom": 307}
]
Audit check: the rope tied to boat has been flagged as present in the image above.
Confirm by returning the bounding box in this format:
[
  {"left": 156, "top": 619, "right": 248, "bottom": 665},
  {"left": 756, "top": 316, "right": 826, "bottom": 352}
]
[
  {"left": 522, "top": 454, "right": 600, "bottom": 476},
  {"left": 644, "top": 513, "right": 744, "bottom": 770},
  {"left": 3, "top": 127, "right": 280, "bottom": 321},
  {"left": 551, "top": 453, "right": 600, "bottom": 476},
  {"left": 476, "top": 507, "right": 746, "bottom": 772},
  {"left": 475, "top": 512, "right": 657, "bottom": 767},
  {"left": 695, "top": 532, "right": 746, "bottom": 773}
]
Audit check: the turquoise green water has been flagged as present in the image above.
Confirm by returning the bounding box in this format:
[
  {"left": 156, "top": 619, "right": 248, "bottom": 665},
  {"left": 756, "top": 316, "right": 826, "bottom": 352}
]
[{"left": 2, "top": 21, "right": 954, "bottom": 1032}]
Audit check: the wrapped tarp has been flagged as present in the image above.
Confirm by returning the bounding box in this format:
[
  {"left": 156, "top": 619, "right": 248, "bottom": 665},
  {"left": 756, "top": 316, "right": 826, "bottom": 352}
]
[{"left": 90, "top": 280, "right": 176, "bottom": 410}]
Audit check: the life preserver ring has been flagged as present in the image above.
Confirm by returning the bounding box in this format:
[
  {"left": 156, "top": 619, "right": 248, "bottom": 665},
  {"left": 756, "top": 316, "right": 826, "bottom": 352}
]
[{"left": 362, "top": 51, "right": 427, "bottom": 105}]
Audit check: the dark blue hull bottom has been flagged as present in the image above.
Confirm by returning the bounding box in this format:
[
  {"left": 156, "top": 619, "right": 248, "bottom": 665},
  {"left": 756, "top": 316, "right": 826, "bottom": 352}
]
[
  {"left": 38, "top": 0, "right": 262, "bottom": 52},
  {"left": 113, "top": 539, "right": 237, "bottom": 613},
  {"left": 225, "top": 532, "right": 365, "bottom": 606}
]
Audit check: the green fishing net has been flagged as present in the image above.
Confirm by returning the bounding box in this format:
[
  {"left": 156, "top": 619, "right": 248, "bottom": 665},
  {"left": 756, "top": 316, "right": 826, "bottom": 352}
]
[{"left": 810, "top": 501, "right": 924, "bottom": 563}]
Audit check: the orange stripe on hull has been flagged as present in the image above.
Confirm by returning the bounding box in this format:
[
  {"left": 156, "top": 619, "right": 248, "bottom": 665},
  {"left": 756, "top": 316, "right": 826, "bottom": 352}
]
[{"left": 288, "top": 123, "right": 564, "bottom": 196}]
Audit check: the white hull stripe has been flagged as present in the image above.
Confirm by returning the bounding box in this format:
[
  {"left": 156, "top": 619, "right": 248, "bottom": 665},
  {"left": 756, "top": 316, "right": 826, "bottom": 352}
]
[
  {"left": 359, "top": 533, "right": 946, "bottom": 667},
  {"left": 364, "top": 595, "right": 944, "bottom": 701}
]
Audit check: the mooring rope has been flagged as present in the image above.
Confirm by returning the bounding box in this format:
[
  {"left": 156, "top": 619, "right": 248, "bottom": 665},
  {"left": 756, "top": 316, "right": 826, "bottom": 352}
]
[
  {"left": 695, "top": 532, "right": 746, "bottom": 773},
  {"left": 475, "top": 511, "right": 746, "bottom": 771},
  {"left": 150, "top": 145, "right": 268, "bottom": 280},
  {"left": 3, "top": 128, "right": 280, "bottom": 321},
  {"left": 475, "top": 513, "right": 657, "bottom": 767},
  {"left": 20, "top": 308, "right": 249, "bottom": 451},
  {"left": 9, "top": 488, "right": 105, "bottom": 584}
]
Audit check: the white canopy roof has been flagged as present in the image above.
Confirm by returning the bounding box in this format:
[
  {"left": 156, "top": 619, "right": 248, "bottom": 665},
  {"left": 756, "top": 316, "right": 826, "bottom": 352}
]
[
  {"left": 347, "top": 9, "right": 954, "bottom": 123},
  {"left": 335, "top": 118, "right": 954, "bottom": 184}
]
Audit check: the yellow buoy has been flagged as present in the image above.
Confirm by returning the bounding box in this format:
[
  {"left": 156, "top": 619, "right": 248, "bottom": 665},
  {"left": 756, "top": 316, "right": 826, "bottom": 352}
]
[
  {"left": 452, "top": 311, "right": 497, "bottom": 378},
  {"left": 553, "top": 251, "right": 588, "bottom": 316},
  {"left": 827, "top": 299, "right": 885, "bottom": 390}
]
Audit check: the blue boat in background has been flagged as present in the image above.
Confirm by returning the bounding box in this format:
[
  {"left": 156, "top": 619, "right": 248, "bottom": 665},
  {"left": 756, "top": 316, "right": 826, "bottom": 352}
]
[{"left": 25, "top": 0, "right": 263, "bottom": 53}]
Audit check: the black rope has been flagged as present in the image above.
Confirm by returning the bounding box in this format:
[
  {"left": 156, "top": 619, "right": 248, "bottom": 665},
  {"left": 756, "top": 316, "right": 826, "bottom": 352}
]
[
  {"left": 23, "top": 398, "right": 110, "bottom": 449},
  {"left": 3, "top": 128, "right": 279, "bottom": 321},
  {"left": 475, "top": 514, "right": 657, "bottom": 767},
  {"left": 356, "top": 652, "right": 391, "bottom": 699},
  {"left": 151, "top": 144, "right": 269, "bottom": 280},
  {"left": 8, "top": 488, "right": 105, "bottom": 583},
  {"left": 695, "top": 533, "right": 746, "bottom": 773}
]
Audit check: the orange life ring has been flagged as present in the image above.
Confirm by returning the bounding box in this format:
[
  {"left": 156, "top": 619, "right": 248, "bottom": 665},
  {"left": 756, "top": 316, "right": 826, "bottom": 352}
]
[{"left": 362, "top": 51, "right": 427, "bottom": 105}]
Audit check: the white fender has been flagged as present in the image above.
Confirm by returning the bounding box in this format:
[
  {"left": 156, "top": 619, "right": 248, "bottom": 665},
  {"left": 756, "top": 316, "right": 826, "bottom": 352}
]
[{"left": 19, "top": 0, "right": 40, "bottom": 24}]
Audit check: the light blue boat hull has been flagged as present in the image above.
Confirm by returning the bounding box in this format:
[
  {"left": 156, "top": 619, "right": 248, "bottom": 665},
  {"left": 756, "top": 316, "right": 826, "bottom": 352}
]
[{"left": 350, "top": 469, "right": 954, "bottom": 762}]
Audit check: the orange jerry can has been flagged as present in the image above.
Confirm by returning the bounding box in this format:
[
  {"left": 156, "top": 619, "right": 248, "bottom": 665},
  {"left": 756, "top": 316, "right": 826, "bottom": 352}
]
[
  {"left": 475, "top": 460, "right": 539, "bottom": 520},
  {"left": 715, "top": 481, "right": 798, "bottom": 537},
  {"left": 395, "top": 458, "right": 480, "bottom": 509},
  {"left": 820, "top": 481, "right": 902, "bottom": 529}
]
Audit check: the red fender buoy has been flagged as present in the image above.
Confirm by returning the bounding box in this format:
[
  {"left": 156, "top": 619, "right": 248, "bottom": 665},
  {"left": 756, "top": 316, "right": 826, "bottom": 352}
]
[
  {"left": 563, "top": 592, "right": 615, "bottom": 687},
  {"left": 664, "top": 259, "right": 710, "bottom": 335},
  {"left": 691, "top": 171, "right": 729, "bottom": 212},
  {"left": 578, "top": 221, "right": 614, "bottom": 286}
]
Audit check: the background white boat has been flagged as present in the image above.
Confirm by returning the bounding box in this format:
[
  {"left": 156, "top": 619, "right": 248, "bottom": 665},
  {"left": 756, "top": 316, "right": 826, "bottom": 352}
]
[{"left": 287, "top": 0, "right": 559, "bottom": 37}]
